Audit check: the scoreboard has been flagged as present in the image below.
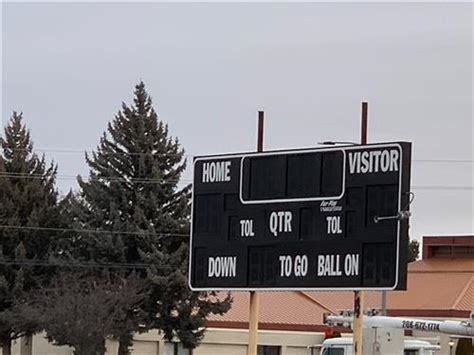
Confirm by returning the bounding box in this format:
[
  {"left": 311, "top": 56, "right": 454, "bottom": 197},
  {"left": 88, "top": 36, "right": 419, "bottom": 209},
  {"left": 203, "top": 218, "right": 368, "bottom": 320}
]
[{"left": 189, "top": 142, "right": 411, "bottom": 291}]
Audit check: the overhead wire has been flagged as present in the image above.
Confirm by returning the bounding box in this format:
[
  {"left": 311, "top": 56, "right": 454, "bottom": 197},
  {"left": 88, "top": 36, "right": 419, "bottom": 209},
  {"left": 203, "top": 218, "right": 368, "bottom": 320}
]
[
  {"left": 411, "top": 185, "right": 473, "bottom": 191},
  {"left": 0, "top": 224, "right": 189, "bottom": 237},
  {"left": 4, "top": 147, "right": 192, "bottom": 158},
  {"left": 2, "top": 146, "right": 474, "bottom": 162},
  {"left": 0, "top": 149, "right": 471, "bottom": 194},
  {"left": 414, "top": 159, "right": 474, "bottom": 163},
  {"left": 0, "top": 172, "right": 193, "bottom": 184},
  {"left": 0, "top": 258, "right": 152, "bottom": 269},
  {"left": 0, "top": 226, "right": 185, "bottom": 270},
  {"left": 0, "top": 174, "right": 470, "bottom": 190},
  {"left": 0, "top": 151, "right": 471, "bottom": 268},
  {"left": 0, "top": 172, "right": 471, "bottom": 190},
  {"left": 1, "top": 148, "right": 472, "bottom": 186}
]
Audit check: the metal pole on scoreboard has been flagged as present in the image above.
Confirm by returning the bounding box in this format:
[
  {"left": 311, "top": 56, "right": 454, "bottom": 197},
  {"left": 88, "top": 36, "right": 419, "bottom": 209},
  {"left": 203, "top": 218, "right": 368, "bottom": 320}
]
[
  {"left": 248, "top": 110, "right": 264, "bottom": 355},
  {"left": 353, "top": 101, "right": 368, "bottom": 355}
]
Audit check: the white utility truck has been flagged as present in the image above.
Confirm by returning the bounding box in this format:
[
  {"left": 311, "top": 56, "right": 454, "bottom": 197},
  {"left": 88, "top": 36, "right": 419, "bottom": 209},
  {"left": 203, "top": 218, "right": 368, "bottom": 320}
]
[
  {"left": 308, "top": 311, "right": 474, "bottom": 355},
  {"left": 318, "top": 337, "right": 440, "bottom": 355}
]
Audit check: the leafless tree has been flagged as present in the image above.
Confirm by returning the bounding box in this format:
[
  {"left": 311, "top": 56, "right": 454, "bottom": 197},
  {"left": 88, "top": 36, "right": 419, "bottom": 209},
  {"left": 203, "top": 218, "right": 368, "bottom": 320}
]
[{"left": 14, "top": 271, "right": 146, "bottom": 355}]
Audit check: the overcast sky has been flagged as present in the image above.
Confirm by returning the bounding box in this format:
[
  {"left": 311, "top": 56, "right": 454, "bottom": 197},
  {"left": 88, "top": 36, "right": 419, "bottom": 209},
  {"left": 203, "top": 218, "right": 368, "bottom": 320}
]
[{"left": 2, "top": 2, "right": 473, "bottom": 242}]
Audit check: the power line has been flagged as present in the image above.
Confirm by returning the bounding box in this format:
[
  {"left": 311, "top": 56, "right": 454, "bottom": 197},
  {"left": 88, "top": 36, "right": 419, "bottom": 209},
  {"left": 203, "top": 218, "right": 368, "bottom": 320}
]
[
  {"left": 411, "top": 185, "right": 474, "bottom": 191},
  {"left": 0, "top": 173, "right": 193, "bottom": 184},
  {"left": 4, "top": 147, "right": 192, "bottom": 158},
  {"left": 0, "top": 172, "right": 471, "bottom": 190},
  {"left": 3, "top": 175, "right": 472, "bottom": 190},
  {"left": 0, "top": 258, "right": 152, "bottom": 269},
  {"left": 0, "top": 169, "right": 471, "bottom": 186},
  {"left": 414, "top": 159, "right": 474, "bottom": 163},
  {"left": 0, "top": 224, "right": 189, "bottom": 237},
  {"left": 3, "top": 148, "right": 474, "bottom": 163}
]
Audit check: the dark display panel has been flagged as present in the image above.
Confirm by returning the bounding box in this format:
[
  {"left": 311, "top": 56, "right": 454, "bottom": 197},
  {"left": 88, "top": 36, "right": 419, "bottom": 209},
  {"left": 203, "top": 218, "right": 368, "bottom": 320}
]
[{"left": 242, "top": 151, "right": 344, "bottom": 202}]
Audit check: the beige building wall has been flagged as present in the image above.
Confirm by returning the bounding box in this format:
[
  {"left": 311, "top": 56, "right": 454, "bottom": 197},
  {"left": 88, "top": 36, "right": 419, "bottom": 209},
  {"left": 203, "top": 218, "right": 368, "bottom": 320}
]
[
  {"left": 4, "top": 333, "right": 73, "bottom": 355},
  {"left": 193, "top": 344, "right": 247, "bottom": 355},
  {"left": 4, "top": 324, "right": 471, "bottom": 355},
  {"left": 2, "top": 327, "right": 324, "bottom": 355},
  {"left": 193, "top": 328, "right": 324, "bottom": 355},
  {"left": 3, "top": 318, "right": 472, "bottom": 355}
]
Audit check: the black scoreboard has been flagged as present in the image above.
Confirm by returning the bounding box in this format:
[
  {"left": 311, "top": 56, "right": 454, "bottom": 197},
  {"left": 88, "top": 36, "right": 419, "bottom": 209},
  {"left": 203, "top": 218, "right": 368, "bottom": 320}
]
[{"left": 189, "top": 142, "right": 411, "bottom": 291}]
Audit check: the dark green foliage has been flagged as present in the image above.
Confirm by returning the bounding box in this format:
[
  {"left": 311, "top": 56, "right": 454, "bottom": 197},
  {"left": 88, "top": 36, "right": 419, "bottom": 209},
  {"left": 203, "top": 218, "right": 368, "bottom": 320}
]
[
  {"left": 77, "top": 82, "right": 231, "bottom": 352},
  {"left": 408, "top": 239, "right": 420, "bottom": 262},
  {"left": 0, "top": 112, "right": 59, "bottom": 352}
]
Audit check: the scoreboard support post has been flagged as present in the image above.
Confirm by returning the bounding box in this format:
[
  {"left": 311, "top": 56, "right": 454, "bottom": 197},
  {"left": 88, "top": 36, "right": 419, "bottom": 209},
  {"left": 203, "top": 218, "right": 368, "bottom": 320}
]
[
  {"left": 248, "top": 110, "right": 265, "bottom": 355},
  {"left": 248, "top": 290, "right": 260, "bottom": 355},
  {"left": 353, "top": 101, "right": 368, "bottom": 355}
]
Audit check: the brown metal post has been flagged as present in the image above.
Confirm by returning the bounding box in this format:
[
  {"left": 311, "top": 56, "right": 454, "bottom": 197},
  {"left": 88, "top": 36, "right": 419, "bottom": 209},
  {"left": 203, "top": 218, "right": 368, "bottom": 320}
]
[
  {"left": 257, "top": 111, "right": 264, "bottom": 152},
  {"left": 353, "top": 101, "right": 368, "bottom": 355},
  {"left": 248, "top": 291, "right": 260, "bottom": 355},
  {"left": 248, "top": 111, "right": 264, "bottom": 355},
  {"left": 360, "top": 102, "right": 368, "bottom": 146}
]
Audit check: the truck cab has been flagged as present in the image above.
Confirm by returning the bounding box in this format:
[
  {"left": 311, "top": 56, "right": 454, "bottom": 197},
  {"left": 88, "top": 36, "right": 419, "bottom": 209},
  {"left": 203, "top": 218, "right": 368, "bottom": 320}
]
[
  {"left": 403, "top": 339, "right": 441, "bottom": 355},
  {"left": 318, "top": 337, "right": 440, "bottom": 355},
  {"left": 319, "top": 337, "right": 352, "bottom": 355}
]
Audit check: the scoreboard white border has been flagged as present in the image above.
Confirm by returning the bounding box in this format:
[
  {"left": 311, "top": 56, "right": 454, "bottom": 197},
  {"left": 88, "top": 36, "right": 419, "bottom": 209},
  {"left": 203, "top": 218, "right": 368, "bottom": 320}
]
[{"left": 189, "top": 143, "right": 404, "bottom": 292}]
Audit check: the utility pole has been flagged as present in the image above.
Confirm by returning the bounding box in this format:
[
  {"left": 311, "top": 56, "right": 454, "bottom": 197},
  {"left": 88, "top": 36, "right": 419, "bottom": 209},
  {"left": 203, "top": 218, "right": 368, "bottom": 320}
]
[
  {"left": 248, "top": 110, "right": 264, "bottom": 355},
  {"left": 353, "top": 101, "right": 368, "bottom": 355}
]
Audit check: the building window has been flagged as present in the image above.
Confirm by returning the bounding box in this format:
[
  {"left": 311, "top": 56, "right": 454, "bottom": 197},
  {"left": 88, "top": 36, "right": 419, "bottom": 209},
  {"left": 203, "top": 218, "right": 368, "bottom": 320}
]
[
  {"left": 164, "top": 342, "right": 192, "bottom": 355},
  {"left": 431, "top": 245, "right": 452, "bottom": 256},
  {"left": 257, "top": 345, "right": 281, "bottom": 355}
]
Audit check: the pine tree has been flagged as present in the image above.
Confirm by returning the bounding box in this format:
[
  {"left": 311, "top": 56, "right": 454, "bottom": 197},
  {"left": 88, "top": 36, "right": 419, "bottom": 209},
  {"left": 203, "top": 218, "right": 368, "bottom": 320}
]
[
  {"left": 77, "top": 82, "right": 231, "bottom": 354},
  {"left": 0, "top": 112, "right": 59, "bottom": 355},
  {"left": 408, "top": 239, "right": 420, "bottom": 262}
]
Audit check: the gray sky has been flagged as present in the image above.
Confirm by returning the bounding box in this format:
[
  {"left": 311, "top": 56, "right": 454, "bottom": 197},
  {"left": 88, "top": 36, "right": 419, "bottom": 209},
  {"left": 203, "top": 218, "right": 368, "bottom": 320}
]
[{"left": 2, "top": 2, "right": 473, "bottom": 242}]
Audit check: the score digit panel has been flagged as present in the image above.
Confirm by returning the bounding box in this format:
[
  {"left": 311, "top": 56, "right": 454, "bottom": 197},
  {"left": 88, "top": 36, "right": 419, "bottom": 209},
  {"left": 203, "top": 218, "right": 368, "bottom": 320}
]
[{"left": 189, "top": 142, "right": 411, "bottom": 291}]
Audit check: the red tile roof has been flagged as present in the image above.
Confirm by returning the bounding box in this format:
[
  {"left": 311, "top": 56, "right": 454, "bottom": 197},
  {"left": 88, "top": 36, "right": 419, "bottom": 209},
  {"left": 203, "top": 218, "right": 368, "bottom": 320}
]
[
  {"left": 304, "top": 258, "right": 473, "bottom": 316},
  {"left": 207, "top": 255, "right": 474, "bottom": 330},
  {"left": 207, "top": 291, "right": 335, "bottom": 332}
]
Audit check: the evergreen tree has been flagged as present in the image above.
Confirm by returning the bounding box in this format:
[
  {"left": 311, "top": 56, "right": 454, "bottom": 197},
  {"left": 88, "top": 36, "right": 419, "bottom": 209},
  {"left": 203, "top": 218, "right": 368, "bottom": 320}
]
[
  {"left": 77, "top": 82, "right": 231, "bottom": 354},
  {"left": 408, "top": 239, "right": 420, "bottom": 262},
  {"left": 0, "top": 112, "right": 59, "bottom": 355}
]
